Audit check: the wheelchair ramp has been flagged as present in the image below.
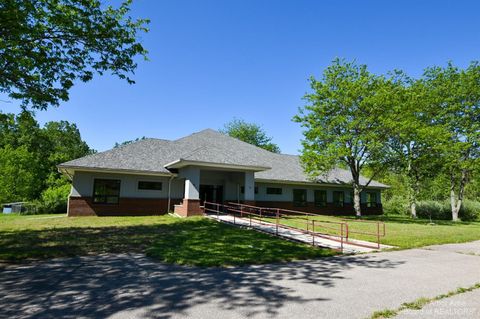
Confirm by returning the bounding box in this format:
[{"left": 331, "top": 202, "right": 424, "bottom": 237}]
[{"left": 204, "top": 202, "right": 394, "bottom": 254}]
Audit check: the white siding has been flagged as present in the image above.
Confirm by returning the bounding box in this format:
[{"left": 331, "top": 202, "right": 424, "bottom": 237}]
[
  {"left": 70, "top": 170, "right": 382, "bottom": 204},
  {"left": 71, "top": 171, "right": 184, "bottom": 199},
  {"left": 254, "top": 182, "right": 381, "bottom": 204}
]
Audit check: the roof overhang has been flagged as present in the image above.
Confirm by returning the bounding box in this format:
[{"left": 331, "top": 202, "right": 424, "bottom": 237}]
[
  {"left": 254, "top": 178, "right": 390, "bottom": 190},
  {"left": 57, "top": 165, "right": 174, "bottom": 180},
  {"left": 164, "top": 159, "right": 270, "bottom": 172}
]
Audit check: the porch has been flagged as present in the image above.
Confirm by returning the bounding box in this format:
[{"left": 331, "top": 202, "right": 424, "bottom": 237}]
[{"left": 173, "top": 166, "right": 257, "bottom": 217}]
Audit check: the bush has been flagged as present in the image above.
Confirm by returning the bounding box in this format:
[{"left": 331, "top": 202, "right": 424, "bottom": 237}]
[
  {"left": 416, "top": 200, "right": 451, "bottom": 220},
  {"left": 415, "top": 200, "right": 480, "bottom": 221},
  {"left": 383, "top": 195, "right": 409, "bottom": 215},
  {"left": 459, "top": 200, "right": 480, "bottom": 221},
  {"left": 14, "top": 183, "right": 71, "bottom": 215},
  {"left": 39, "top": 183, "right": 71, "bottom": 214}
]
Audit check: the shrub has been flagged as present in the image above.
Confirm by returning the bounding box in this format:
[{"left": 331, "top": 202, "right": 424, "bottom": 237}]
[
  {"left": 415, "top": 200, "right": 480, "bottom": 221},
  {"left": 459, "top": 200, "right": 480, "bottom": 221},
  {"left": 39, "top": 183, "right": 71, "bottom": 214},
  {"left": 15, "top": 183, "right": 71, "bottom": 215},
  {"left": 383, "top": 195, "right": 409, "bottom": 215},
  {"left": 416, "top": 200, "right": 450, "bottom": 220}
]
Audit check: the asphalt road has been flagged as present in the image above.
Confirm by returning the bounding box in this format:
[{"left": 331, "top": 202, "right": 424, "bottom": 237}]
[{"left": 1, "top": 241, "right": 479, "bottom": 319}]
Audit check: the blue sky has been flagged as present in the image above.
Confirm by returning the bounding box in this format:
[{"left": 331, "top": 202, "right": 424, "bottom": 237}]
[{"left": 2, "top": 0, "right": 480, "bottom": 154}]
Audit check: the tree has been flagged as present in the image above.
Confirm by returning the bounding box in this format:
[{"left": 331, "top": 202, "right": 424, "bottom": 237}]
[
  {"left": 0, "top": 145, "right": 39, "bottom": 203},
  {"left": 43, "top": 120, "right": 93, "bottom": 186},
  {"left": 0, "top": 110, "right": 49, "bottom": 200},
  {"left": 424, "top": 62, "right": 480, "bottom": 221},
  {"left": 381, "top": 73, "right": 446, "bottom": 218},
  {"left": 0, "top": 0, "right": 149, "bottom": 109},
  {"left": 0, "top": 110, "right": 93, "bottom": 205},
  {"left": 114, "top": 136, "right": 146, "bottom": 148},
  {"left": 220, "top": 119, "right": 281, "bottom": 153},
  {"left": 294, "top": 59, "right": 389, "bottom": 216}
]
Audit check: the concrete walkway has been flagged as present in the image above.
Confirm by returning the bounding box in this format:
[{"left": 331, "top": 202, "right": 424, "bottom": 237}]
[
  {"left": 1, "top": 241, "right": 479, "bottom": 319},
  {"left": 208, "top": 213, "right": 393, "bottom": 253}
]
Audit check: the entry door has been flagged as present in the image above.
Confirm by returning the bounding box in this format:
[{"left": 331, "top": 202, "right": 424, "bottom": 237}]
[
  {"left": 200, "top": 185, "right": 213, "bottom": 204},
  {"left": 200, "top": 185, "right": 223, "bottom": 204},
  {"left": 214, "top": 186, "right": 223, "bottom": 203}
]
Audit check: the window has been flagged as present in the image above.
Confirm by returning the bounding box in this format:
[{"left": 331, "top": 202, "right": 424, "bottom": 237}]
[
  {"left": 93, "top": 179, "right": 120, "bottom": 204},
  {"left": 314, "top": 190, "right": 327, "bottom": 207},
  {"left": 266, "top": 187, "right": 282, "bottom": 195},
  {"left": 241, "top": 186, "right": 258, "bottom": 194},
  {"left": 138, "top": 181, "right": 162, "bottom": 191},
  {"left": 366, "top": 192, "right": 378, "bottom": 207},
  {"left": 333, "top": 191, "right": 344, "bottom": 207},
  {"left": 293, "top": 189, "right": 307, "bottom": 207}
]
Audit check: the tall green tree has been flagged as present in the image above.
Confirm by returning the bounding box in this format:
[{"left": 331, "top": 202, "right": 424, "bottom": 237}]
[
  {"left": 0, "top": 145, "right": 39, "bottom": 203},
  {"left": 382, "top": 73, "right": 446, "bottom": 218},
  {"left": 221, "top": 119, "right": 281, "bottom": 153},
  {"left": 43, "top": 120, "right": 92, "bottom": 186},
  {"left": 0, "top": 111, "right": 50, "bottom": 201},
  {"left": 424, "top": 62, "right": 480, "bottom": 221},
  {"left": 0, "top": 111, "right": 92, "bottom": 204},
  {"left": 0, "top": 0, "right": 149, "bottom": 109},
  {"left": 294, "top": 59, "right": 389, "bottom": 216}
]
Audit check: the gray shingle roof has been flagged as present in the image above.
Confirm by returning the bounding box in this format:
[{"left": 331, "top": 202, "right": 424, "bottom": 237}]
[{"left": 59, "top": 129, "right": 388, "bottom": 188}]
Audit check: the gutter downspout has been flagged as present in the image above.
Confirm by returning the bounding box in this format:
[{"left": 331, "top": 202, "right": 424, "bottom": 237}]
[{"left": 167, "top": 175, "right": 176, "bottom": 213}]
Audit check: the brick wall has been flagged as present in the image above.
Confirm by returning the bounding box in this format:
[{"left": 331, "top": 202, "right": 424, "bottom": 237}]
[
  {"left": 68, "top": 197, "right": 182, "bottom": 217},
  {"left": 68, "top": 197, "right": 382, "bottom": 217},
  {"left": 173, "top": 199, "right": 203, "bottom": 217}
]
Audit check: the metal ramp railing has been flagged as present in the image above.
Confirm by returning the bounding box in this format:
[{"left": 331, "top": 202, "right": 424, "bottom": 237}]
[{"left": 202, "top": 201, "right": 387, "bottom": 253}]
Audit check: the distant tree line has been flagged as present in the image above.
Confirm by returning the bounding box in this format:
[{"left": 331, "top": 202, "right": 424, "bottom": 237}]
[
  {"left": 295, "top": 59, "right": 479, "bottom": 220},
  {"left": 0, "top": 110, "right": 93, "bottom": 212}
]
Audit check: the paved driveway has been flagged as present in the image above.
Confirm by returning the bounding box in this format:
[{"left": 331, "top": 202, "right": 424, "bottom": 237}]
[{"left": 1, "top": 241, "right": 479, "bottom": 319}]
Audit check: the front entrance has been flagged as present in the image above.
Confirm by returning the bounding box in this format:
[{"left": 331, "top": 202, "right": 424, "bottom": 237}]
[{"left": 199, "top": 185, "right": 223, "bottom": 204}]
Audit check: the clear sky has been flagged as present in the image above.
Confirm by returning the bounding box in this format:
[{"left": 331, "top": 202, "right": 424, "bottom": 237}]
[{"left": 2, "top": 0, "right": 480, "bottom": 154}]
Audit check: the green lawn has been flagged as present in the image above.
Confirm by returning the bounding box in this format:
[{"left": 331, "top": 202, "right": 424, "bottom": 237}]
[
  {"left": 263, "top": 214, "right": 480, "bottom": 249},
  {"left": 0, "top": 214, "right": 335, "bottom": 266}
]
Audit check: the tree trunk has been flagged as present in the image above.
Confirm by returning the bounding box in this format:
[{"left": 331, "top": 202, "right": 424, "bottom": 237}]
[
  {"left": 410, "top": 200, "right": 417, "bottom": 219},
  {"left": 409, "top": 179, "right": 419, "bottom": 218},
  {"left": 450, "top": 170, "right": 467, "bottom": 222},
  {"left": 407, "top": 160, "right": 418, "bottom": 218},
  {"left": 353, "top": 184, "right": 362, "bottom": 217}
]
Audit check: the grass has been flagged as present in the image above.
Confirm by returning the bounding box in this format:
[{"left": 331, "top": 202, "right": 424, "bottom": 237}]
[
  {"left": 0, "top": 214, "right": 335, "bottom": 266},
  {"left": 261, "top": 214, "right": 480, "bottom": 249},
  {"left": 369, "top": 282, "right": 480, "bottom": 318},
  {"left": 2, "top": 212, "right": 479, "bottom": 265}
]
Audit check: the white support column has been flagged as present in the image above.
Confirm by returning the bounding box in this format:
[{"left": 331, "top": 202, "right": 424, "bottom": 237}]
[
  {"left": 244, "top": 171, "right": 255, "bottom": 202},
  {"left": 181, "top": 167, "right": 200, "bottom": 200}
]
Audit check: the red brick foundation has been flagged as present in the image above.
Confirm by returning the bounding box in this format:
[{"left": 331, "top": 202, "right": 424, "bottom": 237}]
[
  {"left": 254, "top": 201, "right": 383, "bottom": 215},
  {"left": 68, "top": 197, "right": 182, "bottom": 217},
  {"left": 174, "top": 199, "right": 204, "bottom": 217},
  {"left": 68, "top": 197, "right": 382, "bottom": 217}
]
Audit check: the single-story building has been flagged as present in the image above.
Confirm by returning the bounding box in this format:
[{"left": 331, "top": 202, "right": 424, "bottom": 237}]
[{"left": 58, "top": 129, "right": 388, "bottom": 217}]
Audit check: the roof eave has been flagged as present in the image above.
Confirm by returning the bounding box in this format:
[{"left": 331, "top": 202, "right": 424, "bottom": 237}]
[
  {"left": 57, "top": 164, "right": 174, "bottom": 177},
  {"left": 164, "top": 159, "right": 271, "bottom": 172},
  {"left": 254, "top": 178, "right": 390, "bottom": 189}
]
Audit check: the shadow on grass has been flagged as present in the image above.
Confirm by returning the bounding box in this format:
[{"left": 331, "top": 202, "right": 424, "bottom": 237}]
[
  {"left": 0, "top": 218, "right": 334, "bottom": 266},
  {"left": 0, "top": 252, "right": 405, "bottom": 318}
]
